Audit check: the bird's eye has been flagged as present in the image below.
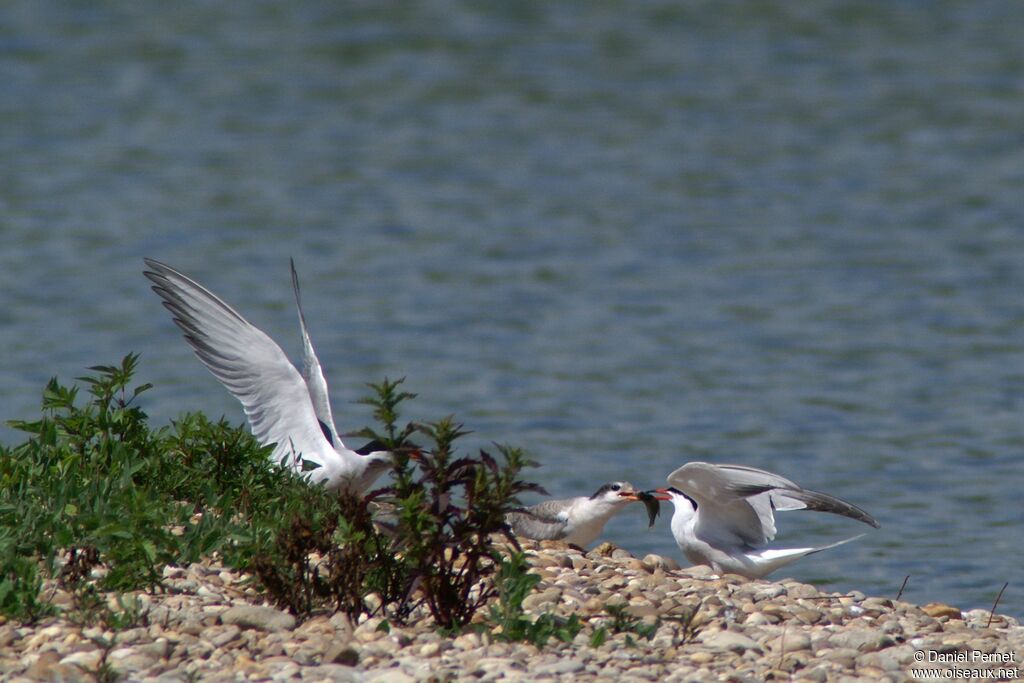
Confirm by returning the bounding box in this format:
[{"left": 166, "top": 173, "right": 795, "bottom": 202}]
[{"left": 610, "top": 484, "right": 621, "bottom": 491}]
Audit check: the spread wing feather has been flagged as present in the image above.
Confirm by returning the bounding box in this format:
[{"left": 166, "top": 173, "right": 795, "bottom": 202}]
[
  {"left": 143, "top": 258, "right": 334, "bottom": 471},
  {"left": 290, "top": 258, "right": 341, "bottom": 448},
  {"left": 667, "top": 462, "right": 879, "bottom": 550}
]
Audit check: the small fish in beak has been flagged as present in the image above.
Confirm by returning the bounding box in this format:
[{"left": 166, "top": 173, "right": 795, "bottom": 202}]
[
  {"left": 634, "top": 490, "right": 664, "bottom": 527},
  {"left": 612, "top": 485, "right": 660, "bottom": 527}
]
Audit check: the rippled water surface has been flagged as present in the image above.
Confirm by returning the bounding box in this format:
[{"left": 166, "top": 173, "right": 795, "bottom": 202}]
[{"left": 2, "top": 1, "right": 1023, "bottom": 616}]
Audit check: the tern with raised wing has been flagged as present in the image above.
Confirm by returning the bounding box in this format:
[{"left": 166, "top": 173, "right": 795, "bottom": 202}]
[
  {"left": 143, "top": 258, "right": 392, "bottom": 494},
  {"left": 506, "top": 481, "right": 653, "bottom": 548},
  {"left": 654, "top": 462, "right": 879, "bottom": 578}
]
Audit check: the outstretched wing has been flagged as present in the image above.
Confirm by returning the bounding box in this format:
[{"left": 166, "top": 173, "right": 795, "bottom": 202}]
[
  {"left": 692, "top": 463, "right": 880, "bottom": 528},
  {"left": 766, "top": 487, "right": 880, "bottom": 528},
  {"left": 143, "top": 258, "right": 333, "bottom": 470},
  {"left": 668, "top": 462, "right": 802, "bottom": 502},
  {"left": 667, "top": 462, "right": 780, "bottom": 547},
  {"left": 290, "top": 258, "right": 341, "bottom": 449},
  {"left": 667, "top": 462, "right": 880, "bottom": 549}
]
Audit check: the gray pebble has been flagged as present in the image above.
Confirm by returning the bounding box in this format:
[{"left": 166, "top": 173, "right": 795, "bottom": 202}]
[{"left": 220, "top": 605, "right": 297, "bottom": 632}]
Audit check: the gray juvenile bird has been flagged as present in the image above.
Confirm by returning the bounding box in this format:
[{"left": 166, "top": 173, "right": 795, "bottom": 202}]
[{"left": 507, "top": 481, "right": 647, "bottom": 547}]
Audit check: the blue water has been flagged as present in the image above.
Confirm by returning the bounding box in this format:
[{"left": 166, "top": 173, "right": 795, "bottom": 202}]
[{"left": 2, "top": 1, "right": 1022, "bottom": 617}]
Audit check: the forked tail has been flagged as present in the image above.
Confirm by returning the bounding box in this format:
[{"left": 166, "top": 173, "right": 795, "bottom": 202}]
[{"left": 748, "top": 533, "right": 867, "bottom": 576}]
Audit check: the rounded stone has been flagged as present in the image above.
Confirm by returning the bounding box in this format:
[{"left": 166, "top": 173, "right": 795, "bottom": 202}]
[
  {"left": 219, "top": 605, "right": 296, "bottom": 632},
  {"left": 921, "top": 603, "right": 963, "bottom": 620}
]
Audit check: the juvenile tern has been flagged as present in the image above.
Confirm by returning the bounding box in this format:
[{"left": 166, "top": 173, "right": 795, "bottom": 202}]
[
  {"left": 143, "top": 258, "right": 392, "bottom": 494},
  {"left": 506, "top": 481, "right": 648, "bottom": 548},
  {"left": 654, "top": 462, "right": 879, "bottom": 579}
]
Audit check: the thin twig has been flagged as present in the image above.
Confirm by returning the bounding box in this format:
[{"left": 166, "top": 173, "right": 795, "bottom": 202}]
[
  {"left": 896, "top": 575, "right": 910, "bottom": 601},
  {"left": 986, "top": 582, "right": 1009, "bottom": 628},
  {"left": 776, "top": 624, "right": 787, "bottom": 670}
]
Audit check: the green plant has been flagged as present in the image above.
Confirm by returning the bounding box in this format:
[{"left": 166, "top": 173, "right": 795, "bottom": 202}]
[
  {"left": 593, "top": 603, "right": 659, "bottom": 646},
  {"left": 66, "top": 582, "right": 108, "bottom": 627},
  {"left": 87, "top": 636, "right": 121, "bottom": 683},
  {"left": 388, "top": 420, "right": 543, "bottom": 629},
  {"left": 3, "top": 355, "right": 204, "bottom": 591},
  {"left": 0, "top": 354, "right": 300, "bottom": 620},
  {"left": 247, "top": 490, "right": 360, "bottom": 618},
  {"left": 595, "top": 601, "right": 702, "bottom": 648},
  {"left": 663, "top": 600, "right": 703, "bottom": 645},
  {"left": 105, "top": 594, "right": 149, "bottom": 630},
  {"left": 1, "top": 358, "right": 545, "bottom": 633},
  {"left": 486, "top": 553, "right": 582, "bottom": 646},
  {"left": 0, "top": 551, "right": 56, "bottom": 624},
  {"left": 244, "top": 378, "right": 418, "bottom": 620},
  {"left": 250, "top": 378, "right": 544, "bottom": 629},
  {"left": 65, "top": 581, "right": 149, "bottom": 631}
]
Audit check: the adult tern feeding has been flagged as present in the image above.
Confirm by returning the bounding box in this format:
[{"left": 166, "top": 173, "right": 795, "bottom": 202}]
[
  {"left": 143, "top": 258, "right": 393, "bottom": 494},
  {"left": 506, "top": 481, "right": 655, "bottom": 548},
  {"left": 654, "top": 462, "right": 879, "bottom": 579}
]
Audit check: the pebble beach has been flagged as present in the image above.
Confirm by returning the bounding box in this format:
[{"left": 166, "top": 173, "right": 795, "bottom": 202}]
[{"left": 2, "top": 540, "right": 1020, "bottom": 683}]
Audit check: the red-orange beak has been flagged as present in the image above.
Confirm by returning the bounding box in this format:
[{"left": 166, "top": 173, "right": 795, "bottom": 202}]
[
  {"left": 651, "top": 488, "right": 673, "bottom": 501},
  {"left": 618, "top": 491, "right": 641, "bottom": 501}
]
